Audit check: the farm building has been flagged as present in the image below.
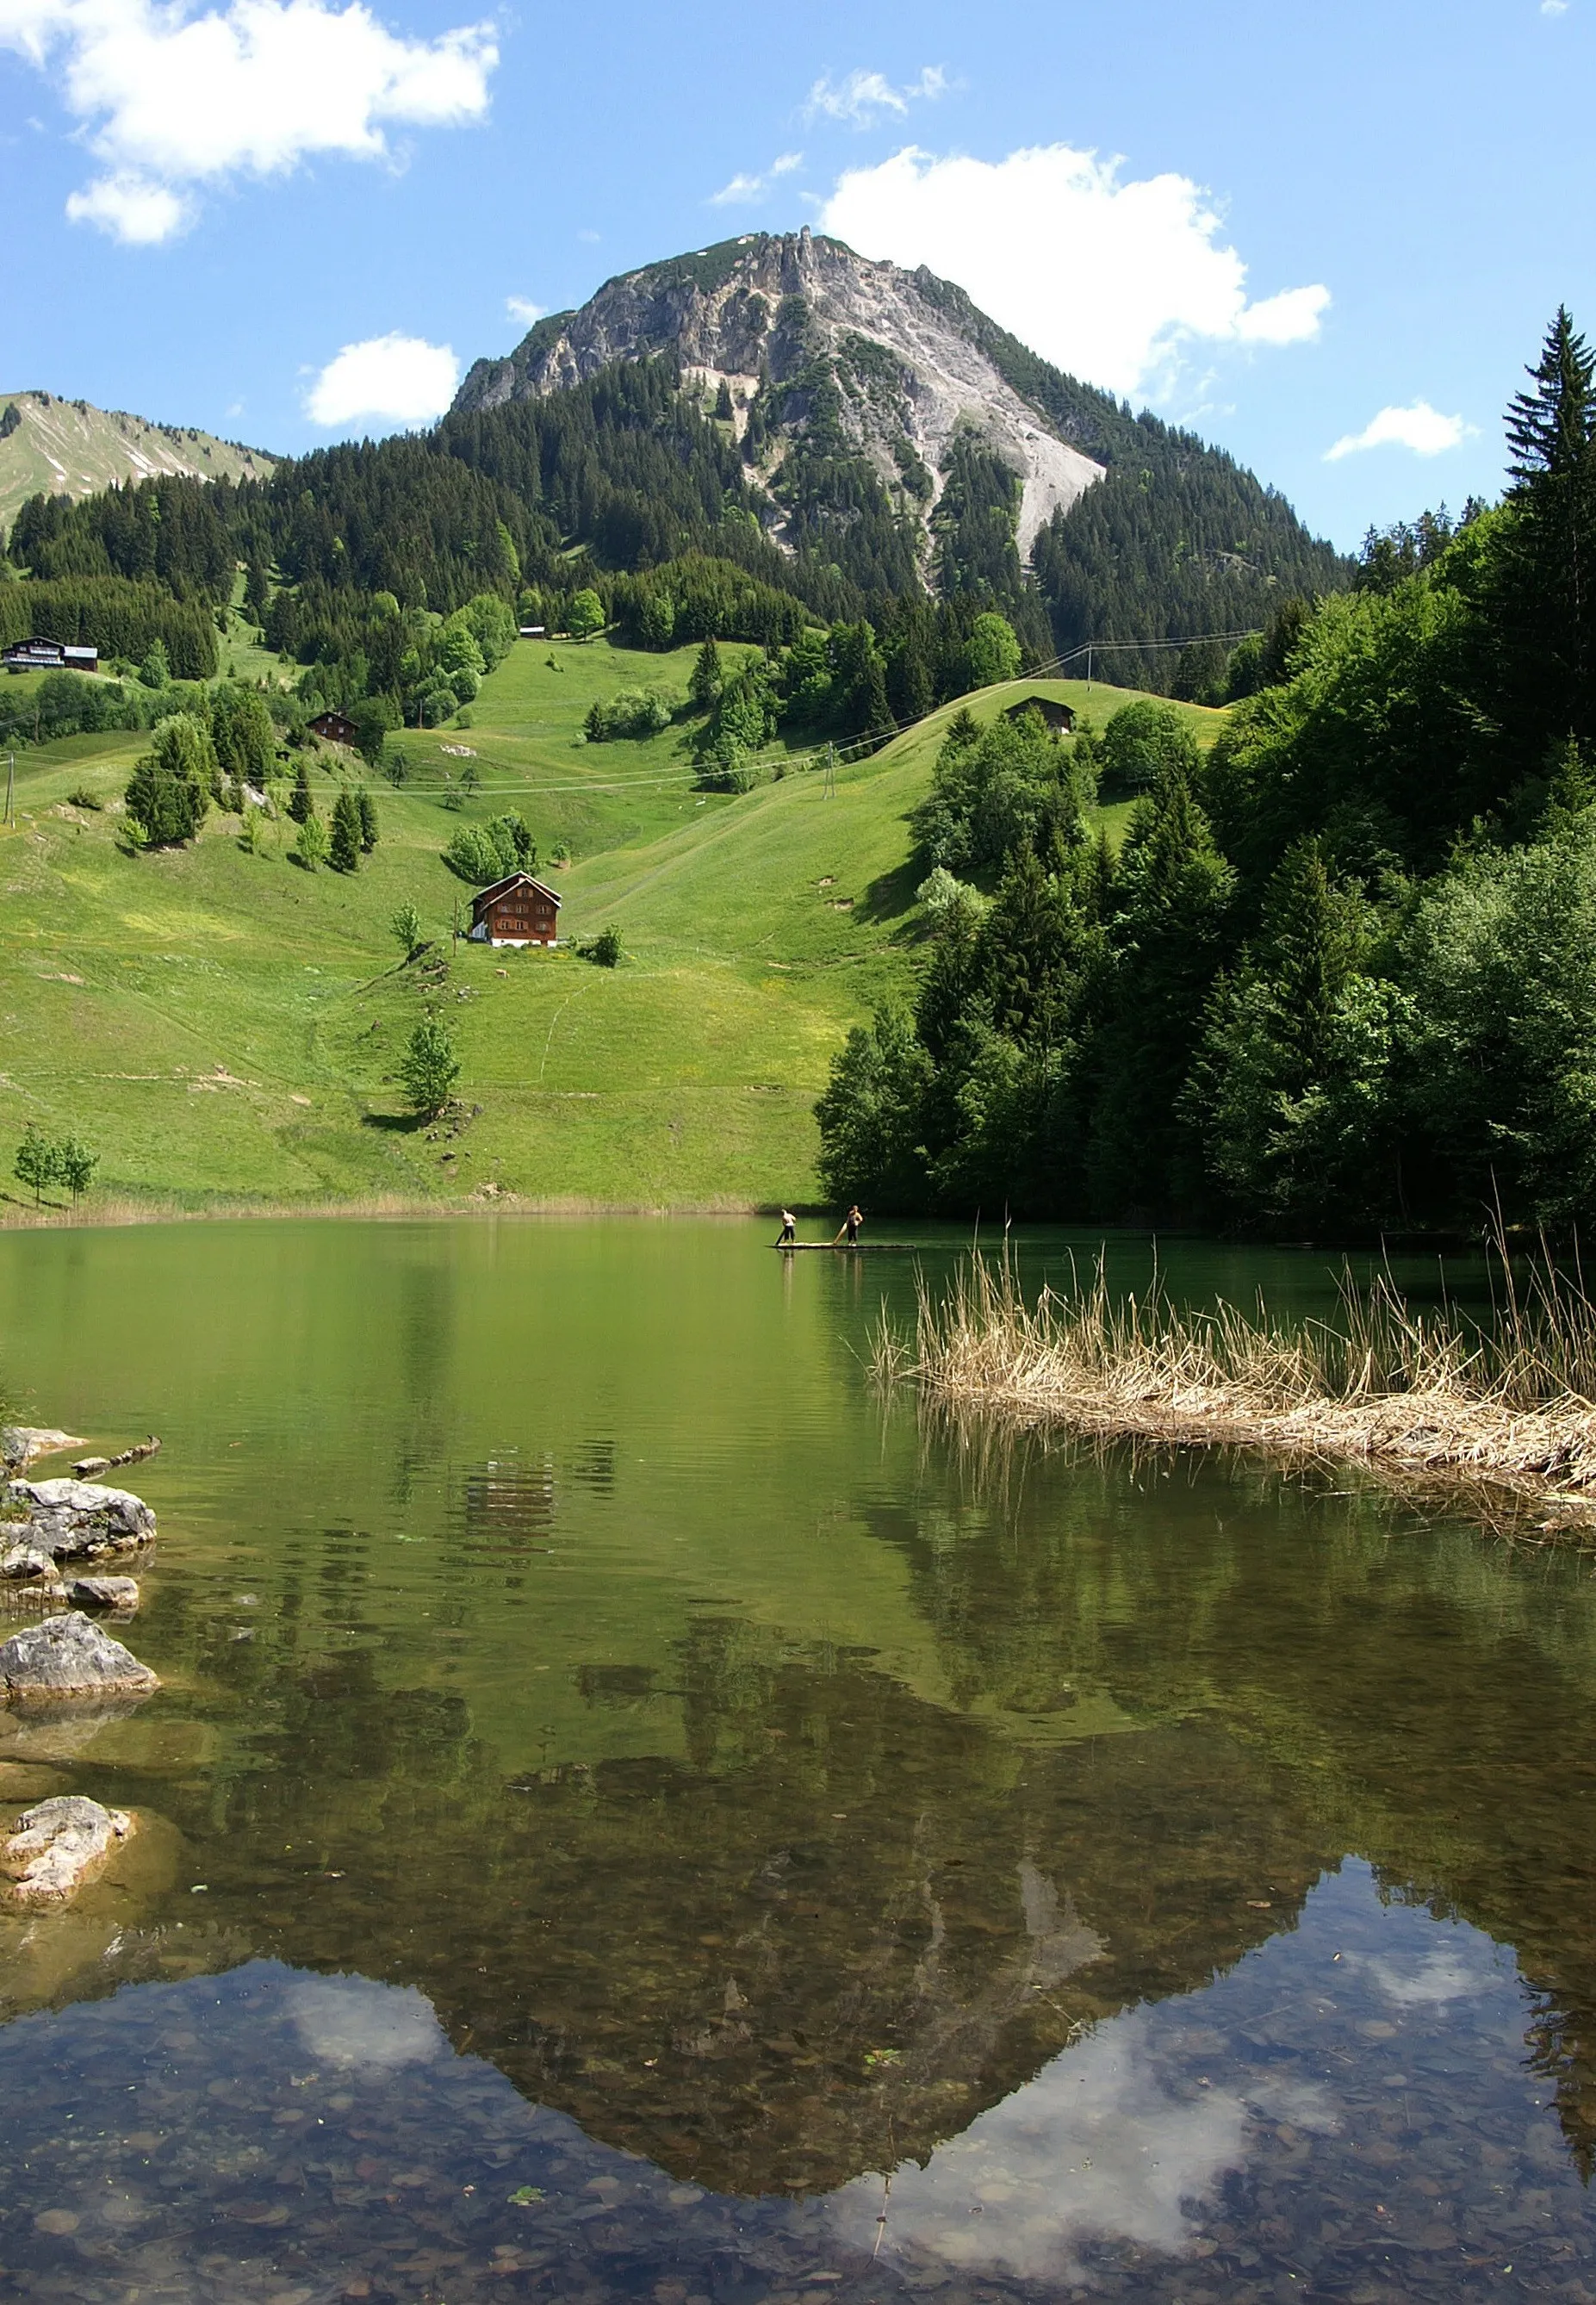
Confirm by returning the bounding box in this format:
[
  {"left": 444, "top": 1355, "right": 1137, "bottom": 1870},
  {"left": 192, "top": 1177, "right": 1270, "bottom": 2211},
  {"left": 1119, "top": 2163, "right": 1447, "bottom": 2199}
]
[
  {"left": 519, "top": 624, "right": 546, "bottom": 638},
  {"left": 308, "top": 710, "right": 359, "bottom": 747},
  {"left": 3, "top": 637, "right": 98, "bottom": 675},
  {"left": 470, "top": 872, "right": 562, "bottom": 948},
  {"left": 1002, "top": 694, "right": 1076, "bottom": 734}
]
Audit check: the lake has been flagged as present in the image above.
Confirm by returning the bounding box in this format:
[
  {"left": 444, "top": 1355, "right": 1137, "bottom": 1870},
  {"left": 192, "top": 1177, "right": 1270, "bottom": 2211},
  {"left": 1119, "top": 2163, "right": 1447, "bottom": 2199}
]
[{"left": 1, "top": 1215, "right": 1593, "bottom": 2304}]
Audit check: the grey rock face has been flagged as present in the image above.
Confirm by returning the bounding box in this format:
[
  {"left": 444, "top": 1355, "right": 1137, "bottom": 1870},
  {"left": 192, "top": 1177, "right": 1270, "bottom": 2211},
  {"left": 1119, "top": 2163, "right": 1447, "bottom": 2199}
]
[
  {"left": 0, "top": 1612, "right": 160, "bottom": 1699},
  {"left": 4, "top": 1478, "right": 156, "bottom": 1561},
  {"left": 67, "top": 1575, "right": 140, "bottom": 1612},
  {"left": 71, "top": 1457, "right": 111, "bottom": 1478},
  {"left": 2, "top": 1794, "right": 134, "bottom": 1904},
  {"left": 452, "top": 231, "right": 1102, "bottom": 564}
]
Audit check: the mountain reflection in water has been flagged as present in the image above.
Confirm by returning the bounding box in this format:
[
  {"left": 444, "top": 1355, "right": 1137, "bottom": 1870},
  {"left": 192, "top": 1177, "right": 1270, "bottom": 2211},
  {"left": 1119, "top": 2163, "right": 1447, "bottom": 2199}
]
[
  {"left": 0, "top": 1215, "right": 1594, "bottom": 2300},
  {"left": 0, "top": 1867, "right": 1588, "bottom": 2301}
]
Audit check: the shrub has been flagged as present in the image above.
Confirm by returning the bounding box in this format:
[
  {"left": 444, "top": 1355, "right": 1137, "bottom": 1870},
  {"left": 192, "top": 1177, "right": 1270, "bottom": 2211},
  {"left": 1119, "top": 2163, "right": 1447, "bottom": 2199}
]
[
  {"left": 443, "top": 811, "right": 535, "bottom": 885},
  {"left": 582, "top": 925, "right": 622, "bottom": 967}
]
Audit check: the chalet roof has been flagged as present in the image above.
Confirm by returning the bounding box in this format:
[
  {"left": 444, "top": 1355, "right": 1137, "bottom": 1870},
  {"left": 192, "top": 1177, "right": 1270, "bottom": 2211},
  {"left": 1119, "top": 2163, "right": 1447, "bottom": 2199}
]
[{"left": 473, "top": 872, "right": 562, "bottom": 909}]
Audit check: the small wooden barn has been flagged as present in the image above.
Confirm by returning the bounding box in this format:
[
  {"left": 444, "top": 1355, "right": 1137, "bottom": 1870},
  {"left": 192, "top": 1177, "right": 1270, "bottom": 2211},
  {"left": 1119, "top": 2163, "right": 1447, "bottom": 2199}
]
[
  {"left": 308, "top": 709, "right": 359, "bottom": 747},
  {"left": 469, "top": 872, "right": 562, "bottom": 948},
  {"left": 1003, "top": 694, "right": 1076, "bottom": 734}
]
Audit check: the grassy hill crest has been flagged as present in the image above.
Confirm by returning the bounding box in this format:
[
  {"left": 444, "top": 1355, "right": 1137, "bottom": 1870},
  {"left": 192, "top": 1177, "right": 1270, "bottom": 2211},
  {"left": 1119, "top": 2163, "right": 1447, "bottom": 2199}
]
[{"left": 0, "top": 390, "right": 276, "bottom": 539}]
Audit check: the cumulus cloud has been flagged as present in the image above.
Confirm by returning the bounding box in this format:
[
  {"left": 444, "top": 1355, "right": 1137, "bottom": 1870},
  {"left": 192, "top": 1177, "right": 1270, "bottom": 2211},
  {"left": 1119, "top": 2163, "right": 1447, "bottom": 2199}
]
[
  {"left": 306, "top": 332, "right": 459, "bottom": 427},
  {"left": 0, "top": 0, "right": 497, "bottom": 243},
  {"left": 709, "top": 150, "right": 803, "bottom": 206},
  {"left": 805, "top": 65, "right": 947, "bottom": 127},
  {"left": 506, "top": 295, "right": 545, "bottom": 325},
  {"left": 1543, "top": 2, "right": 1568, "bottom": 16},
  {"left": 819, "top": 143, "right": 1327, "bottom": 401},
  {"left": 1324, "top": 401, "right": 1475, "bottom": 460}
]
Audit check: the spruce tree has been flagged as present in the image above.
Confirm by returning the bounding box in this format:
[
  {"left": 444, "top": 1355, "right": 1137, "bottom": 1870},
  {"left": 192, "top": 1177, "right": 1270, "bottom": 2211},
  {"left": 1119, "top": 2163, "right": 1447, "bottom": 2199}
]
[
  {"left": 357, "top": 788, "right": 379, "bottom": 851},
  {"left": 1087, "top": 762, "right": 1234, "bottom": 1215},
  {"left": 1497, "top": 307, "right": 1596, "bottom": 749},
  {"left": 329, "top": 790, "right": 362, "bottom": 873},
  {"left": 689, "top": 637, "right": 723, "bottom": 710},
  {"left": 288, "top": 761, "right": 314, "bottom": 824}
]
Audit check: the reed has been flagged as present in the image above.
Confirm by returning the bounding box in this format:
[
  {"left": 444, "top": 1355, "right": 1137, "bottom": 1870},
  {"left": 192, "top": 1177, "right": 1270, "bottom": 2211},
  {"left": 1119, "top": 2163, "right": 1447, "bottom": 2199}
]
[{"left": 879, "top": 1239, "right": 1596, "bottom": 1537}]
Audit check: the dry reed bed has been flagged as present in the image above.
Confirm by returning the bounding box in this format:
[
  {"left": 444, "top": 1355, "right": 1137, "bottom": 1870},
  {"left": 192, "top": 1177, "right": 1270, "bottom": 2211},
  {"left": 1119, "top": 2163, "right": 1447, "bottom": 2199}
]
[{"left": 880, "top": 1252, "right": 1596, "bottom": 1538}]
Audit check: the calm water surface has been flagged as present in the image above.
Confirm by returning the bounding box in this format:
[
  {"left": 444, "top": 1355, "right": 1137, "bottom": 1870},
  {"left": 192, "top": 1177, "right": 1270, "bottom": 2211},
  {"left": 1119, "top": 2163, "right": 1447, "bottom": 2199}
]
[{"left": 0, "top": 1217, "right": 1593, "bottom": 2304}]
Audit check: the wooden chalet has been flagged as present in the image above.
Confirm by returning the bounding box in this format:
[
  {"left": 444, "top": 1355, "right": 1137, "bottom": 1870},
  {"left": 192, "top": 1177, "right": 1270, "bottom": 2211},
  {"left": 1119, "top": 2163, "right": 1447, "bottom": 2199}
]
[
  {"left": 308, "top": 709, "right": 359, "bottom": 747},
  {"left": 469, "top": 872, "right": 562, "bottom": 948},
  {"left": 3, "top": 637, "right": 98, "bottom": 675},
  {"left": 1003, "top": 694, "right": 1076, "bottom": 734}
]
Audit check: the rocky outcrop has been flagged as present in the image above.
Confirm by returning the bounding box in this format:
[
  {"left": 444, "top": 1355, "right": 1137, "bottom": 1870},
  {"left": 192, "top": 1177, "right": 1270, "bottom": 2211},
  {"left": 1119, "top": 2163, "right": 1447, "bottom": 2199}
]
[
  {"left": 72, "top": 1438, "right": 160, "bottom": 1479},
  {"left": 4, "top": 1478, "right": 155, "bottom": 1562},
  {"left": 0, "top": 1545, "right": 59, "bottom": 1584},
  {"left": 453, "top": 230, "right": 1102, "bottom": 563},
  {"left": 0, "top": 1612, "right": 159, "bottom": 1700},
  {"left": 2, "top": 1795, "right": 134, "bottom": 1905},
  {"left": 0, "top": 1428, "right": 84, "bottom": 1472},
  {"left": 66, "top": 1575, "right": 139, "bottom": 1612}
]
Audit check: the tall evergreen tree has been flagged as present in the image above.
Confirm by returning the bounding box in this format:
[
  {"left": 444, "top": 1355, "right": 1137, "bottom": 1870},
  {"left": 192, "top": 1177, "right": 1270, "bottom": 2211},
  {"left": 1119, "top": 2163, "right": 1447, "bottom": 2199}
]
[
  {"left": 1494, "top": 307, "right": 1596, "bottom": 750},
  {"left": 329, "top": 789, "right": 363, "bottom": 873},
  {"left": 1087, "top": 764, "right": 1234, "bottom": 1215}
]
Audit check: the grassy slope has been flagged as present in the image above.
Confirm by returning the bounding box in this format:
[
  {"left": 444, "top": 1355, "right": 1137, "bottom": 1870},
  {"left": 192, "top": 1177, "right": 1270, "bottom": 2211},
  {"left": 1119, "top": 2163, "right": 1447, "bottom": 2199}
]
[
  {"left": 0, "top": 647, "right": 1225, "bottom": 1215},
  {"left": 0, "top": 393, "right": 274, "bottom": 537}
]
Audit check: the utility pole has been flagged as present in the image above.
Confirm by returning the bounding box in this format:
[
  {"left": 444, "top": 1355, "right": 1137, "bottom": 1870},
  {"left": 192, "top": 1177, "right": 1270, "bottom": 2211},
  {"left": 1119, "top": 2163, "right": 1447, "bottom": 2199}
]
[
  {"left": 3, "top": 752, "right": 13, "bottom": 827},
  {"left": 824, "top": 742, "right": 835, "bottom": 799}
]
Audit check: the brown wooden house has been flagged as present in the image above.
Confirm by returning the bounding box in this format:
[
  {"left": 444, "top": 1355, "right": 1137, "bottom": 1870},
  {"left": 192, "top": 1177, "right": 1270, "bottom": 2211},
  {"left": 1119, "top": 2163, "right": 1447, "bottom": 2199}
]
[
  {"left": 1003, "top": 694, "right": 1076, "bottom": 734},
  {"left": 469, "top": 872, "right": 562, "bottom": 947},
  {"left": 309, "top": 709, "right": 359, "bottom": 747}
]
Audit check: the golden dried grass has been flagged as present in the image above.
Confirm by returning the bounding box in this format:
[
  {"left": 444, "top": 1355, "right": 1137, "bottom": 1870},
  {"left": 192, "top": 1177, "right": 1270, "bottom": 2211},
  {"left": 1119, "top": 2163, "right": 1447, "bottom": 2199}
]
[{"left": 879, "top": 1240, "right": 1596, "bottom": 1539}]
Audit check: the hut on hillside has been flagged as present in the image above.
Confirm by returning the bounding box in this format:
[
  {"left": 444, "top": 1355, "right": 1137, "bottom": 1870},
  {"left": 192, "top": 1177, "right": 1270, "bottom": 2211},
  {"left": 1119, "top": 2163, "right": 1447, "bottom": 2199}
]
[
  {"left": 1002, "top": 694, "right": 1076, "bottom": 735},
  {"left": 308, "top": 710, "right": 359, "bottom": 748},
  {"left": 470, "top": 872, "right": 562, "bottom": 948}
]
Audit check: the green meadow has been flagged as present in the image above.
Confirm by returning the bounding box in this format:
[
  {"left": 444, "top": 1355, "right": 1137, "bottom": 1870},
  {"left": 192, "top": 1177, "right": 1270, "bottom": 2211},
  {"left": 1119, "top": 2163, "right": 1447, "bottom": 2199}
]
[{"left": 0, "top": 642, "right": 1226, "bottom": 1216}]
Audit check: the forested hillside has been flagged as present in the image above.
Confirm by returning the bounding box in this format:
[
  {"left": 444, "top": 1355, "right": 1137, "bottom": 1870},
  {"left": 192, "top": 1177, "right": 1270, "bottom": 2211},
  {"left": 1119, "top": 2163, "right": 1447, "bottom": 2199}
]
[
  {"left": 1, "top": 234, "right": 1351, "bottom": 766},
  {"left": 817, "top": 312, "right": 1596, "bottom": 1241}
]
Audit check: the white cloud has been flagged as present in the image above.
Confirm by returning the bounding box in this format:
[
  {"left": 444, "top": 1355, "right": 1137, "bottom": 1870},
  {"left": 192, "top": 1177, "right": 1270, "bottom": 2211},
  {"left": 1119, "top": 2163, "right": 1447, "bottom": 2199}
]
[
  {"left": 805, "top": 65, "right": 947, "bottom": 127},
  {"left": 708, "top": 149, "right": 803, "bottom": 206},
  {"left": 506, "top": 295, "right": 545, "bottom": 325},
  {"left": 819, "top": 142, "right": 1329, "bottom": 401},
  {"left": 1324, "top": 400, "right": 1475, "bottom": 460},
  {"left": 306, "top": 332, "right": 459, "bottom": 427},
  {"left": 1543, "top": 3, "right": 1568, "bottom": 16},
  {"left": 0, "top": 0, "right": 497, "bottom": 244},
  {"left": 65, "top": 170, "right": 191, "bottom": 242}
]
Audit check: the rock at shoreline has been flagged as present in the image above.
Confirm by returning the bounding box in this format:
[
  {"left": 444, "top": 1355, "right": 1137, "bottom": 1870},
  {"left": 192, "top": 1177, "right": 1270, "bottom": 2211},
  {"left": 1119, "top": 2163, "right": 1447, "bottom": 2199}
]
[
  {"left": 70, "top": 1457, "right": 110, "bottom": 1478},
  {"left": 0, "top": 1429, "right": 85, "bottom": 1473},
  {"left": 0, "top": 1546, "right": 59, "bottom": 1583},
  {"left": 2, "top": 1796, "right": 134, "bottom": 1905},
  {"left": 67, "top": 1576, "right": 139, "bottom": 1613},
  {"left": 4, "top": 1479, "right": 156, "bottom": 1562},
  {"left": 0, "top": 1613, "right": 160, "bottom": 1701}
]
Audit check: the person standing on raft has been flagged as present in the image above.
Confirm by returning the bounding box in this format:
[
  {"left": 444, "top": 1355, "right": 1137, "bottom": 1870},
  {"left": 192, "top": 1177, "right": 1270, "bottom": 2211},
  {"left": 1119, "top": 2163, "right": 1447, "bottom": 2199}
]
[
  {"left": 833, "top": 1205, "right": 863, "bottom": 1246},
  {"left": 776, "top": 1210, "right": 797, "bottom": 1246}
]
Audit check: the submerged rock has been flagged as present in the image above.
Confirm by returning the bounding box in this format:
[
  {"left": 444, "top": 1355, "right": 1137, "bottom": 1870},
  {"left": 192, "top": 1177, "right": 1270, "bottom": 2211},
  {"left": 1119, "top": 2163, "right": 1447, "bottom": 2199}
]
[
  {"left": 3, "top": 1480, "right": 156, "bottom": 1563},
  {"left": 66, "top": 1576, "right": 139, "bottom": 1612},
  {"left": 0, "top": 1613, "right": 160, "bottom": 1701},
  {"left": 0, "top": 1429, "right": 85, "bottom": 1473},
  {"left": 2, "top": 1796, "right": 134, "bottom": 1906},
  {"left": 70, "top": 1457, "right": 110, "bottom": 1479}
]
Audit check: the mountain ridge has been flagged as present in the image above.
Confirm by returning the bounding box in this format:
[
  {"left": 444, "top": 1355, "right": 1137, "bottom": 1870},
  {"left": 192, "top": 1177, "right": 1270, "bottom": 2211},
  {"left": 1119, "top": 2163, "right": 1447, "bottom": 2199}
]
[{"left": 0, "top": 388, "right": 276, "bottom": 537}]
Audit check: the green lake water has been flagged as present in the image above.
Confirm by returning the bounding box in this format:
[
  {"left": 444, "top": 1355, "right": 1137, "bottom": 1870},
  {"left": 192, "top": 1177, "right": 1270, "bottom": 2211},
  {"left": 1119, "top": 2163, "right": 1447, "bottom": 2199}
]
[{"left": 0, "top": 1215, "right": 1593, "bottom": 2303}]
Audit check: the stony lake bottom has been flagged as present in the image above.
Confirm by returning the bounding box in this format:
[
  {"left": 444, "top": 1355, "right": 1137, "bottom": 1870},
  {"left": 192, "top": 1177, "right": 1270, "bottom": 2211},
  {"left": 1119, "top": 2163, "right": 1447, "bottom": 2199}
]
[{"left": 0, "top": 1216, "right": 1593, "bottom": 2305}]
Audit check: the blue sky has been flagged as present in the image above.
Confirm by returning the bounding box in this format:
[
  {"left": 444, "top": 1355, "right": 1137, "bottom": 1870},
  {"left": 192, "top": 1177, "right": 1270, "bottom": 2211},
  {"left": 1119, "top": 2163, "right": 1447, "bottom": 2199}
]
[{"left": 1, "top": 0, "right": 1590, "bottom": 550}]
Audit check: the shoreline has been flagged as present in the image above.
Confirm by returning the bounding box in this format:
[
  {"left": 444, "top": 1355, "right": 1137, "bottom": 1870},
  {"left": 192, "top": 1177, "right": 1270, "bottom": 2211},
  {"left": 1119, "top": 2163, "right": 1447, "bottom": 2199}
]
[
  {"left": 0, "top": 1192, "right": 807, "bottom": 1232},
  {"left": 890, "top": 1254, "right": 1596, "bottom": 1544}
]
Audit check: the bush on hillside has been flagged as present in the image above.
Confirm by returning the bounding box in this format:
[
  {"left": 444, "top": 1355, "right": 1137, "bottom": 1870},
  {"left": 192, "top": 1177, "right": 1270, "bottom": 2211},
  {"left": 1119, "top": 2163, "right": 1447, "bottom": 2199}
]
[{"left": 443, "top": 811, "right": 536, "bottom": 885}]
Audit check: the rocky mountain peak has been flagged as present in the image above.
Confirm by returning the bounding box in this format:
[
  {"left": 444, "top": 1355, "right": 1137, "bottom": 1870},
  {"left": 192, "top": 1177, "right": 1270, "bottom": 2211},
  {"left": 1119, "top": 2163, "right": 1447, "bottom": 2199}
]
[{"left": 453, "top": 233, "right": 1102, "bottom": 566}]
